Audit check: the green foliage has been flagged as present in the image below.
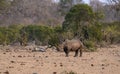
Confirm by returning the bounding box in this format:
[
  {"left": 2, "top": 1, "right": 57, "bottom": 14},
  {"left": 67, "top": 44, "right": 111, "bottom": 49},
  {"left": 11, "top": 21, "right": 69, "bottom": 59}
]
[
  {"left": 0, "top": 25, "right": 23, "bottom": 45},
  {"left": 62, "top": 4, "right": 107, "bottom": 50},
  {"left": 83, "top": 40, "right": 97, "bottom": 52},
  {"left": 102, "top": 22, "right": 120, "bottom": 44},
  {"left": 23, "top": 25, "right": 54, "bottom": 45},
  {"left": 48, "top": 35, "right": 60, "bottom": 46},
  {"left": 0, "top": 0, "right": 11, "bottom": 13},
  {"left": 87, "top": 23, "right": 102, "bottom": 42},
  {"left": 62, "top": 4, "right": 100, "bottom": 42},
  {"left": 8, "top": 25, "right": 23, "bottom": 43},
  {"left": 0, "top": 21, "right": 119, "bottom": 49},
  {"left": 48, "top": 26, "right": 63, "bottom": 46},
  {"left": 63, "top": 4, "right": 95, "bottom": 31}
]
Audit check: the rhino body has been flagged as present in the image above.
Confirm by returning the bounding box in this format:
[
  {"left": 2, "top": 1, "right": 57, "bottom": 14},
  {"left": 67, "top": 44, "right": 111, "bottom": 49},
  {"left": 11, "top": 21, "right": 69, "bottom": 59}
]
[{"left": 57, "top": 39, "right": 83, "bottom": 57}]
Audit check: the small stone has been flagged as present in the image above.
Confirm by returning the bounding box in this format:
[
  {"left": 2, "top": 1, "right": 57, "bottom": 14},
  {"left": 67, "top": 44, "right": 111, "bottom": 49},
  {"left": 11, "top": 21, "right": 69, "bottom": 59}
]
[
  {"left": 20, "top": 63, "right": 25, "bottom": 65},
  {"left": 11, "top": 61, "right": 15, "bottom": 63},
  {"left": 53, "top": 72, "right": 57, "bottom": 74},
  {"left": 54, "top": 62, "right": 56, "bottom": 64},
  {"left": 101, "top": 64, "right": 105, "bottom": 66},
  {"left": 36, "top": 60, "right": 39, "bottom": 62},
  {"left": 54, "top": 64, "right": 57, "bottom": 67},
  {"left": 91, "top": 57, "right": 94, "bottom": 59},
  {"left": 18, "top": 55, "right": 22, "bottom": 57},
  {"left": 3, "top": 53, "right": 6, "bottom": 54},
  {"left": 45, "top": 56, "right": 48, "bottom": 58},
  {"left": 91, "top": 64, "right": 94, "bottom": 66},
  {"left": 4, "top": 71, "right": 9, "bottom": 74},
  {"left": 9, "top": 66, "right": 14, "bottom": 68},
  {"left": 102, "top": 67, "right": 105, "bottom": 70},
  {"left": 60, "top": 64, "right": 63, "bottom": 67},
  {"left": 60, "top": 63, "right": 63, "bottom": 67}
]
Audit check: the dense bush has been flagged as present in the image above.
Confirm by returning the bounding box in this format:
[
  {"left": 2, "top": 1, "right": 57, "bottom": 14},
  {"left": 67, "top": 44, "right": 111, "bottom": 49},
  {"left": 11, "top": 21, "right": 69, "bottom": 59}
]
[
  {"left": 0, "top": 21, "right": 119, "bottom": 48},
  {"left": 101, "top": 22, "right": 120, "bottom": 44},
  {"left": 0, "top": 25, "right": 23, "bottom": 45}
]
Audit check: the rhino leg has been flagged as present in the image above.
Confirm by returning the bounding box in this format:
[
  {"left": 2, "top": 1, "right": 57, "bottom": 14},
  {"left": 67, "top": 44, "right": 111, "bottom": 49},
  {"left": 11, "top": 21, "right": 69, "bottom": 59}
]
[
  {"left": 74, "top": 49, "right": 79, "bottom": 57},
  {"left": 80, "top": 49, "right": 82, "bottom": 57},
  {"left": 64, "top": 46, "right": 69, "bottom": 57}
]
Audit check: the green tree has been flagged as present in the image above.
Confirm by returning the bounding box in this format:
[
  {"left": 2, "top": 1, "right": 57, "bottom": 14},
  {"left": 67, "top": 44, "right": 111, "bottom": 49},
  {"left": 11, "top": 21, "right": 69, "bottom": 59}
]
[
  {"left": 62, "top": 4, "right": 103, "bottom": 51},
  {"left": 62, "top": 4, "right": 95, "bottom": 38}
]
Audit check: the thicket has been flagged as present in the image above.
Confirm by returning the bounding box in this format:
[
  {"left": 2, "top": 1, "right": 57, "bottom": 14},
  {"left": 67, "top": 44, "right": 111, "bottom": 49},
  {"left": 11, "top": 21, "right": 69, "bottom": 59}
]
[
  {"left": 0, "top": 21, "right": 119, "bottom": 47},
  {"left": 0, "top": 22, "right": 119, "bottom": 50}
]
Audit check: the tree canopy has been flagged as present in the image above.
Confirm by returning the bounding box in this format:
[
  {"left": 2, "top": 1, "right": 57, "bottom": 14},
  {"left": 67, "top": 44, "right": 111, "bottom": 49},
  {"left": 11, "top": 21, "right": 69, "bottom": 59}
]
[{"left": 62, "top": 4, "right": 95, "bottom": 32}]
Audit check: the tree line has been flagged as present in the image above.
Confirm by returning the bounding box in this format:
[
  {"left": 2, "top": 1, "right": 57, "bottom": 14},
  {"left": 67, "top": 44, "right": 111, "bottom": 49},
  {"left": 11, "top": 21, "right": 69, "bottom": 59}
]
[{"left": 0, "top": 0, "right": 119, "bottom": 26}]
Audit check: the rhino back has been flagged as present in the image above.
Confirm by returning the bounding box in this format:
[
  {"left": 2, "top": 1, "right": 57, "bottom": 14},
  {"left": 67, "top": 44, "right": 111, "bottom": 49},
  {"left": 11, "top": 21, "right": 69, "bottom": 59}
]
[{"left": 64, "top": 39, "right": 81, "bottom": 50}]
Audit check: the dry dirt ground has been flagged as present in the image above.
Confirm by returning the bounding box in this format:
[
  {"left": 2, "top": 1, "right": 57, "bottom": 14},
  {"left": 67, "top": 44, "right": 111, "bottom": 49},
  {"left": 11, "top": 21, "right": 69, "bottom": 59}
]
[{"left": 0, "top": 45, "right": 120, "bottom": 74}]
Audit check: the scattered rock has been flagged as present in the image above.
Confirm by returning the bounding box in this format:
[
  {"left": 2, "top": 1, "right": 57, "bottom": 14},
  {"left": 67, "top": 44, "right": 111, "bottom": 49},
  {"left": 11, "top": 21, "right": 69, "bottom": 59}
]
[
  {"left": 20, "top": 63, "right": 25, "bottom": 65},
  {"left": 54, "top": 64, "right": 57, "bottom": 67},
  {"left": 60, "top": 63, "right": 63, "bottom": 67},
  {"left": 3, "top": 53, "right": 6, "bottom": 54},
  {"left": 54, "top": 62, "right": 56, "bottom": 64},
  {"left": 45, "top": 56, "right": 48, "bottom": 58},
  {"left": 6, "top": 49, "right": 11, "bottom": 52},
  {"left": 33, "top": 73, "right": 38, "bottom": 74},
  {"left": 102, "top": 67, "right": 105, "bottom": 70},
  {"left": 91, "top": 57, "right": 94, "bottom": 60},
  {"left": 60, "top": 64, "right": 63, "bottom": 67},
  {"left": 9, "top": 66, "right": 14, "bottom": 68},
  {"left": 10, "top": 61, "right": 15, "bottom": 63},
  {"left": 116, "top": 64, "right": 119, "bottom": 67},
  {"left": 28, "top": 55, "right": 31, "bottom": 57},
  {"left": 36, "top": 60, "right": 39, "bottom": 62},
  {"left": 13, "top": 56, "right": 15, "bottom": 57},
  {"left": 91, "top": 64, "right": 94, "bottom": 67},
  {"left": 101, "top": 64, "right": 105, "bottom": 66},
  {"left": 118, "top": 60, "right": 120, "bottom": 62},
  {"left": 4, "top": 71, "right": 9, "bottom": 74},
  {"left": 53, "top": 72, "right": 57, "bottom": 74},
  {"left": 18, "top": 55, "right": 22, "bottom": 58}
]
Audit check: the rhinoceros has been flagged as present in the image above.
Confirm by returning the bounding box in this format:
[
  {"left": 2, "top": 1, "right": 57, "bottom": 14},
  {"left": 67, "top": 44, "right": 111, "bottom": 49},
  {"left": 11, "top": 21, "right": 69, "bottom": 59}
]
[{"left": 57, "top": 39, "right": 83, "bottom": 57}]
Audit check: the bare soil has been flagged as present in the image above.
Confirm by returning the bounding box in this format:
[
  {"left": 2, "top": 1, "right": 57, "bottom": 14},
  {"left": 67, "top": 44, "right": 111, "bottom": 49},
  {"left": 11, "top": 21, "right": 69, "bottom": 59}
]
[{"left": 0, "top": 45, "right": 120, "bottom": 74}]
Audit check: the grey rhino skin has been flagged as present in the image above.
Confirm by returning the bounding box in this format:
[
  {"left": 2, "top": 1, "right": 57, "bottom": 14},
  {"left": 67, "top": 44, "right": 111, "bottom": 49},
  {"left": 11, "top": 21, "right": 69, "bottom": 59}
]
[{"left": 58, "top": 39, "right": 83, "bottom": 57}]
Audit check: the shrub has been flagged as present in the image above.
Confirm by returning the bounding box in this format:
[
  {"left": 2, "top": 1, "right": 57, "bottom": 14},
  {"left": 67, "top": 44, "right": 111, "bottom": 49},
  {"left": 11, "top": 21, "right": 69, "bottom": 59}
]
[
  {"left": 83, "top": 40, "right": 97, "bottom": 52},
  {"left": 101, "top": 22, "right": 120, "bottom": 44}
]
